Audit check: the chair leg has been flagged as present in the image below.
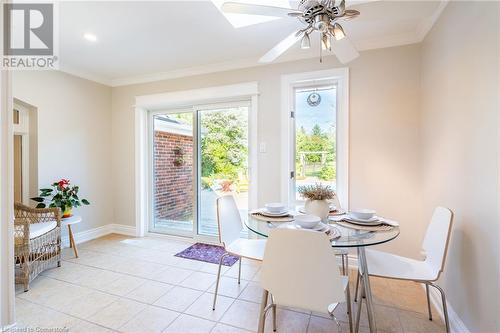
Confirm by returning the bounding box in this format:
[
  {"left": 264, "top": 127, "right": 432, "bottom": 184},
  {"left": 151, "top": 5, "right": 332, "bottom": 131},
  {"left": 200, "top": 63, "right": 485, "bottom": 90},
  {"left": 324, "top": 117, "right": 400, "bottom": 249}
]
[
  {"left": 429, "top": 283, "right": 450, "bottom": 333},
  {"left": 258, "top": 290, "right": 269, "bottom": 333},
  {"left": 425, "top": 283, "right": 432, "bottom": 321},
  {"left": 342, "top": 254, "right": 346, "bottom": 275},
  {"left": 354, "top": 270, "right": 360, "bottom": 302},
  {"left": 212, "top": 253, "right": 228, "bottom": 310},
  {"left": 272, "top": 301, "right": 277, "bottom": 332},
  {"left": 238, "top": 257, "right": 242, "bottom": 284},
  {"left": 345, "top": 253, "right": 349, "bottom": 275},
  {"left": 355, "top": 279, "right": 364, "bottom": 333},
  {"left": 345, "top": 281, "right": 353, "bottom": 333}
]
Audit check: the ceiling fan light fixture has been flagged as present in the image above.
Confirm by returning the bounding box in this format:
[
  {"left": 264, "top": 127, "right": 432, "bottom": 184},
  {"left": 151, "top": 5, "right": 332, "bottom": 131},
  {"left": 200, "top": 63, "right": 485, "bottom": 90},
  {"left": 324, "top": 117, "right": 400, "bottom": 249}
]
[
  {"left": 301, "top": 33, "right": 311, "bottom": 49},
  {"left": 313, "top": 14, "right": 330, "bottom": 32},
  {"left": 332, "top": 23, "right": 346, "bottom": 40}
]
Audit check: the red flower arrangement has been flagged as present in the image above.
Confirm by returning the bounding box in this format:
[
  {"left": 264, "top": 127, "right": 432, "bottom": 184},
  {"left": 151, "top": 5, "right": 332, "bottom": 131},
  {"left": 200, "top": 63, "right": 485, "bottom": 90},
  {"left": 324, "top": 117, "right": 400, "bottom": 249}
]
[{"left": 31, "top": 179, "right": 90, "bottom": 218}]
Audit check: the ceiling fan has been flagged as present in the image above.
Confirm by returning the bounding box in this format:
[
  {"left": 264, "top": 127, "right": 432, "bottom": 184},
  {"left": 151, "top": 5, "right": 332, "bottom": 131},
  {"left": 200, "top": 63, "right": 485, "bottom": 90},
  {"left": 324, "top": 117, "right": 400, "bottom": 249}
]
[{"left": 221, "top": 0, "right": 361, "bottom": 64}]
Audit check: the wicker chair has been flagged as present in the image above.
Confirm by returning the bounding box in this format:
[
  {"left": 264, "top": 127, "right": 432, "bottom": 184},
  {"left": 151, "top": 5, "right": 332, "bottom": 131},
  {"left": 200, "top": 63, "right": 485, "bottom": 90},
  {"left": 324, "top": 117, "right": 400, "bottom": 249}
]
[{"left": 14, "top": 202, "right": 62, "bottom": 292}]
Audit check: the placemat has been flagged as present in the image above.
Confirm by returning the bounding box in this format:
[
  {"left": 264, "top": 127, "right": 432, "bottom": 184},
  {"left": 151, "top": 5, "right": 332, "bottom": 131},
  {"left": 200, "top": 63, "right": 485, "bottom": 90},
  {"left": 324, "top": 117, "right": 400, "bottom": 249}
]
[
  {"left": 250, "top": 211, "right": 295, "bottom": 222},
  {"left": 335, "top": 221, "right": 394, "bottom": 232}
]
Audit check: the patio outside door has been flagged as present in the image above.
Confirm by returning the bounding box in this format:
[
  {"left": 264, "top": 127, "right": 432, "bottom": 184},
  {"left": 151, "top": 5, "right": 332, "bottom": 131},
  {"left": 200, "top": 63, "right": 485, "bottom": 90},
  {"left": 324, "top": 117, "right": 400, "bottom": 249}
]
[{"left": 149, "top": 102, "right": 250, "bottom": 239}]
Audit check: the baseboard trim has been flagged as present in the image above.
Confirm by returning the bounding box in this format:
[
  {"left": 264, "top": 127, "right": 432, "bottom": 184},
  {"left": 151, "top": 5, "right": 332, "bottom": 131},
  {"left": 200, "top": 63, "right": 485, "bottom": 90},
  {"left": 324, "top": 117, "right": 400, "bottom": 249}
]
[
  {"left": 110, "top": 223, "right": 137, "bottom": 237},
  {"left": 424, "top": 284, "right": 471, "bottom": 333},
  {"left": 61, "top": 223, "right": 137, "bottom": 248}
]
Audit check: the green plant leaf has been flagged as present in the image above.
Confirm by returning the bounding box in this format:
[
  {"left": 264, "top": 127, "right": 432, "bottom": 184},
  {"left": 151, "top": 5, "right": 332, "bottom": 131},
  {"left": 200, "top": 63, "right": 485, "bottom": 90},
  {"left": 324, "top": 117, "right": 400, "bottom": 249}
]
[
  {"left": 31, "top": 197, "right": 45, "bottom": 202},
  {"left": 82, "top": 199, "right": 90, "bottom": 205},
  {"left": 36, "top": 203, "right": 46, "bottom": 208}
]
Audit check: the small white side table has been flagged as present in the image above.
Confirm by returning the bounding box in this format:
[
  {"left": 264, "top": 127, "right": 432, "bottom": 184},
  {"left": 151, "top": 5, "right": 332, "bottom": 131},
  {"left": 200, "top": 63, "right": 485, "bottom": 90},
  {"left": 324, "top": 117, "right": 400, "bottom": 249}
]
[{"left": 61, "top": 215, "right": 82, "bottom": 258}]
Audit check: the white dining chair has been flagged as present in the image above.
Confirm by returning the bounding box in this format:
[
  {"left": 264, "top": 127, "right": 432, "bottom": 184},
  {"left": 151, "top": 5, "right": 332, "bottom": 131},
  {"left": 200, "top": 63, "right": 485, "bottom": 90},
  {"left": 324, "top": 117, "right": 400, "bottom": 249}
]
[
  {"left": 259, "top": 228, "right": 353, "bottom": 333},
  {"left": 354, "top": 207, "right": 453, "bottom": 332},
  {"left": 212, "top": 195, "right": 267, "bottom": 310}
]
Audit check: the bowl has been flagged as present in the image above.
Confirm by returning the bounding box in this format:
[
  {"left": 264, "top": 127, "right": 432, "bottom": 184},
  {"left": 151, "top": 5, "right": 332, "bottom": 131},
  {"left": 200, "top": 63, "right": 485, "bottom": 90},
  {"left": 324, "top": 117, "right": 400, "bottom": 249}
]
[
  {"left": 350, "top": 209, "right": 376, "bottom": 220},
  {"left": 265, "top": 203, "right": 286, "bottom": 213},
  {"left": 294, "top": 214, "right": 321, "bottom": 229}
]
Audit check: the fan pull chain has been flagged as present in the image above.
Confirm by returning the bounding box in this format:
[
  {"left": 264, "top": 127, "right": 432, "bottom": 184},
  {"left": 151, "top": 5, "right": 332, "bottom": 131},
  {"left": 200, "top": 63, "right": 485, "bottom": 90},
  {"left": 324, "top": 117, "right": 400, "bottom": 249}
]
[{"left": 320, "top": 38, "right": 323, "bottom": 63}]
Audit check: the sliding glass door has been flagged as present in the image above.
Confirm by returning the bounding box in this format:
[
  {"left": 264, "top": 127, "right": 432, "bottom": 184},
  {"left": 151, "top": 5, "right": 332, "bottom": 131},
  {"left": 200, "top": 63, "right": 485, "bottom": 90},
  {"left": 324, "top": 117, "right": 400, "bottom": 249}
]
[
  {"left": 197, "top": 103, "right": 249, "bottom": 236},
  {"left": 149, "top": 102, "right": 250, "bottom": 239},
  {"left": 150, "top": 111, "right": 195, "bottom": 236}
]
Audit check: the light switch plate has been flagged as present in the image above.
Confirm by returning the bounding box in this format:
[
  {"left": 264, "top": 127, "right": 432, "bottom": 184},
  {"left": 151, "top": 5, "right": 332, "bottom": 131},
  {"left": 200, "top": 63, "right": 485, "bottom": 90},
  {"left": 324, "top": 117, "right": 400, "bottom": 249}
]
[{"left": 259, "top": 142, "right": 266, "bottom": 153}]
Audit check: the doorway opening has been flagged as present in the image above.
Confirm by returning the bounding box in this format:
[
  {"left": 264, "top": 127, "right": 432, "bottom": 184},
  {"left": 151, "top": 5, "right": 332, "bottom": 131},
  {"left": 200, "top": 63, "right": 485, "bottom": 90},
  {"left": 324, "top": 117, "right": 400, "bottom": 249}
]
[{"left": 13, "top": 100, "right": 38, "bottom": 205}]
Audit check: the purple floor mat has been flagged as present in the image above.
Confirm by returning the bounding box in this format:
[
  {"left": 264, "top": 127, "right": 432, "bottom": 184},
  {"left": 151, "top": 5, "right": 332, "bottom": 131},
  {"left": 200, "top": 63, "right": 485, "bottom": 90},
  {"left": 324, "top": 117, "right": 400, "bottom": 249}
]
[{"left": 174, "top": 243, "right": 239, "bottom": 266}]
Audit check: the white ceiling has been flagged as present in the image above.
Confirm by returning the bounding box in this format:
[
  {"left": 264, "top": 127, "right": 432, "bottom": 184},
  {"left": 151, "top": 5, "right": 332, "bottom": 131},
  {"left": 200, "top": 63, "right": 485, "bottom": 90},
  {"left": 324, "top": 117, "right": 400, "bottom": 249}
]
[{"left": 58, "top": 1, "right": 446, "bottom": 86}]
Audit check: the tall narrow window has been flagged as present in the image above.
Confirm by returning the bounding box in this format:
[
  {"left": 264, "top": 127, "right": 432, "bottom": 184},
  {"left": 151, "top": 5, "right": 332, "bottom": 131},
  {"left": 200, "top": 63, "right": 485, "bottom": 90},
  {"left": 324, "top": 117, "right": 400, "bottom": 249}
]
[{"left": 293, "top": 85, "right": 337, "bottom": 202}]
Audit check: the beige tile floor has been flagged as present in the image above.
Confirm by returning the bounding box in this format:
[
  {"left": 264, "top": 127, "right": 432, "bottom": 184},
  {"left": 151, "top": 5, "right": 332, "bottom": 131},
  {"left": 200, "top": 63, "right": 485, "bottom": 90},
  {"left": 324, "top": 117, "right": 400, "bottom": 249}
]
[{"left": 14, "top": 234, "right": 446, "bottom": 333}]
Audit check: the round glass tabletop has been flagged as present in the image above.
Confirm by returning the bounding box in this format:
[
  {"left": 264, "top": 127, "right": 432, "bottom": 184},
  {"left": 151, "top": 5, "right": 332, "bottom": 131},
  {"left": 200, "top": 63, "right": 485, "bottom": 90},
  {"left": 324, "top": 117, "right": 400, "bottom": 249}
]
[{"left": 244, "top": 214, "right": 400, "bottom": 248}]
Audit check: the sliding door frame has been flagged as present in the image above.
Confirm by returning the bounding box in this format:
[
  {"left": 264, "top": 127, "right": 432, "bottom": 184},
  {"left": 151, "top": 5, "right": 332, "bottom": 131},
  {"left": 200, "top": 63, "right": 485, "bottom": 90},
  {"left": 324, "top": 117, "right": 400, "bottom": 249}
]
[{"left": 136, "top": 82, "right": 259, "bottom": 242}]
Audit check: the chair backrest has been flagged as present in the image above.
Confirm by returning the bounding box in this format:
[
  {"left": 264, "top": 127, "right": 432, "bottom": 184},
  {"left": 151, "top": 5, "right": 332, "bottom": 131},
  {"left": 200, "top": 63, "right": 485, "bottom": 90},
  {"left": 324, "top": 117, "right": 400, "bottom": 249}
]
[
  {"left": 216, "top": 195, "right": 243, "bottom": 248},
  {"left": 422, "top": 207, "right": 453, "bottom": 279},
  {"left": 260, "top": 228, "right": 345, "bottom": 314}
]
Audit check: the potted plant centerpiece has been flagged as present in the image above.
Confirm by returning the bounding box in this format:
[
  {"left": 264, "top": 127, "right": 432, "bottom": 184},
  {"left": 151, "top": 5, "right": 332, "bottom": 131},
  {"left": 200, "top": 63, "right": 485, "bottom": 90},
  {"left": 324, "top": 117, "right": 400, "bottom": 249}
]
[
  {"left": 31, "top": 179, "right": 90, "bottom": 218},
  {"left": 298, "top": 183, "right": 335, "bottom": 222}
]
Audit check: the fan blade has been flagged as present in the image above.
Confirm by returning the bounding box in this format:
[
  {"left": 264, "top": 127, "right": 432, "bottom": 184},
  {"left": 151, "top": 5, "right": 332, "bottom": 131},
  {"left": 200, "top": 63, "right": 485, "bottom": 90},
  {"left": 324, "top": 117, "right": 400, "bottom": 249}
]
[
  {"left": 337, "top": 0, "right": 346, "bottom": 15},
  {"left": 331, "top": 36, "right": 359, "bottom": 64},
  {"left": 221, "top": 2, "right": 301, "bottom": 18},
  {"left": 346, "top": 0, "right": 380, "bottom": 7},
  {"left": 338, "top": 9, "right": 360, "bottom": 20},
  {"left": 259, "top": 31, "right": 303, "bottom": 63}
]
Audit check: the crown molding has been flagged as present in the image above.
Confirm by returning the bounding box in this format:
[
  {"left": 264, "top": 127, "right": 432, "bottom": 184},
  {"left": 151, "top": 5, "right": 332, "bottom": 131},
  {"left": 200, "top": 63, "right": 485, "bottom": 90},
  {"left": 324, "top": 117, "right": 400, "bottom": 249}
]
[
  {"left": 416, "top": 0, "right": 449, "bottom": 42},
  {"left": 58, "top": 64, "right": 113, "bottom": 86},
  {"left": 109, "top": 51, "right": 320, "bottom": 87},
  {"left": 57, "top": 1, "right": 449, "bottom": 88}
]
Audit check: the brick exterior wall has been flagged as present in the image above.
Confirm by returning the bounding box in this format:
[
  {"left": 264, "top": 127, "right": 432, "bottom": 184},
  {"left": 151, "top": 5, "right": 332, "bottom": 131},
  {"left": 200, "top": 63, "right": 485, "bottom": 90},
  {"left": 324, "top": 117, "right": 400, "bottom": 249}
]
[{"left": 154, "top": 131, "right": 193, "bottom": 221}]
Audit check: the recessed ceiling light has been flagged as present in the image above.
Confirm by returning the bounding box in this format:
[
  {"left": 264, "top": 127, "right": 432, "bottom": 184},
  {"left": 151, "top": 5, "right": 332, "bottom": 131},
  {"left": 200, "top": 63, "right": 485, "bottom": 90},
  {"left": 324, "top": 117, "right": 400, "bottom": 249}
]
[{"left": 83, "top": 33, "right": 97, "bottom": 42}]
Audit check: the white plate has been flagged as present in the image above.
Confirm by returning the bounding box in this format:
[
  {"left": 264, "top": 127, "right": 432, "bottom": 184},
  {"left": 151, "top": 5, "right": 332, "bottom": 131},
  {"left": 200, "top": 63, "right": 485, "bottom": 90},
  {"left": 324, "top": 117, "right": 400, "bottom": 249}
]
[
  {"left": 292, "top": 222, "right": 328, "bottom": 231},
  {"left": 346, "top": 214, "right": 379, "bottom": 223},
  {"left": 260, "top": 209, "right": 289, "bottom": 217},
  {"left": 312, "top": 222, "right": 329, "bottom": 231},
  {"left": 343, "top": 218, "right": 383, "bottom": 226}
]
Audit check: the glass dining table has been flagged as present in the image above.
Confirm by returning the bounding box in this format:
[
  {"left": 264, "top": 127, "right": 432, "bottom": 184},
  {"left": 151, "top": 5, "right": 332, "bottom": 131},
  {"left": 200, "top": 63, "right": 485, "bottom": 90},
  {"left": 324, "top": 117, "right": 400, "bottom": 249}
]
[{"left": 244, "top": 213, "right": 400, "bottom": 333}]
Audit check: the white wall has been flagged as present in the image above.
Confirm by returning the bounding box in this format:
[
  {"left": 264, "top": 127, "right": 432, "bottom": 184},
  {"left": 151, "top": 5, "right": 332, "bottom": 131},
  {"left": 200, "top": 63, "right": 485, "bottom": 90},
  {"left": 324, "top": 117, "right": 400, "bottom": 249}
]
[
  {"left": 112, "top": 44, "right": 424, "bottom": 257},
  {"left": 420, "top": 2, "right": 499, "bottom": 332},
  {"left": 12, "top": 71, "right": 113, "bottom": 233}
]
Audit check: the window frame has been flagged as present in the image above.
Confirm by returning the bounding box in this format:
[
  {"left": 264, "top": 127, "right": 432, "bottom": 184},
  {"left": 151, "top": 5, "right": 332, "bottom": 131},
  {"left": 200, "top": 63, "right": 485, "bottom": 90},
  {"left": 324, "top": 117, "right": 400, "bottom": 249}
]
[{"left": 280, "top": 68, "right": 349, "bottom": 209}]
